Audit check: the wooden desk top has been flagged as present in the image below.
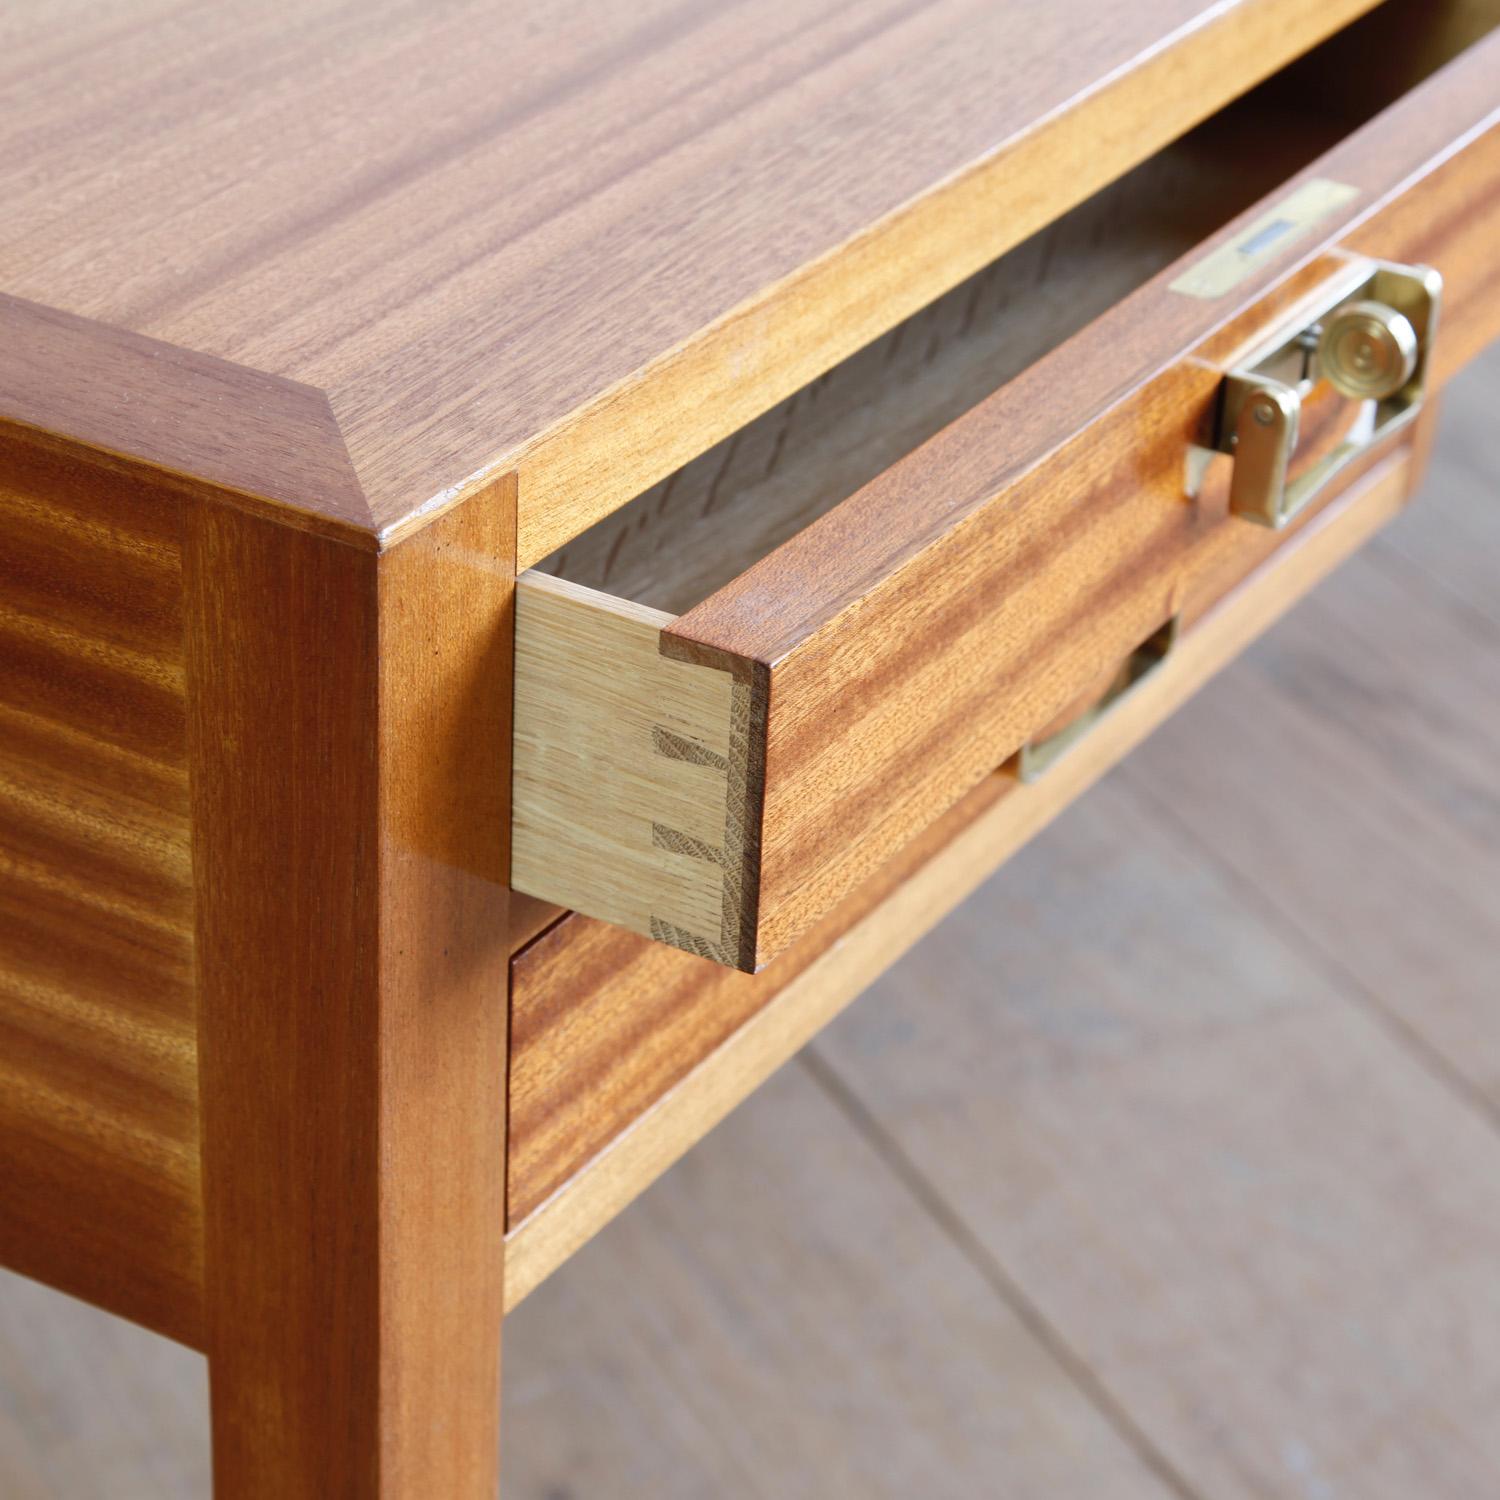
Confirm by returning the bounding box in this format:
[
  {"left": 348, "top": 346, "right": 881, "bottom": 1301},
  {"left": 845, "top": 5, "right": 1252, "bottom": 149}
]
[{"left": 3, "top": 0, "right": 1378, "bottom": 556}]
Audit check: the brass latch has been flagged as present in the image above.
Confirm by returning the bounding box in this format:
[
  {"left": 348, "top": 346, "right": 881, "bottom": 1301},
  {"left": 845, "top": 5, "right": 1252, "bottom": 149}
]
[{"left": 1209, "top": 259, "right": 1441, "bottom": 528}]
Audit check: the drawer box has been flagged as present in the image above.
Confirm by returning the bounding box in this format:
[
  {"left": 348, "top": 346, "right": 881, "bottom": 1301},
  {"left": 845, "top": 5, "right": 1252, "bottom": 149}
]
[
  {"left": 507, "top": 443, "right": 1423, "bottom": 1249},
  {"left": 513, "top": 7, "right": 1500, "bottom": 972}
]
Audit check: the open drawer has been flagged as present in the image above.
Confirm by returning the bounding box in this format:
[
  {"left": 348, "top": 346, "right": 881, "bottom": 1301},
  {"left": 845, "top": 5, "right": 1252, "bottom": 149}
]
[{"left": 513, "top": 2, "right": 1500, "bottom": 972}]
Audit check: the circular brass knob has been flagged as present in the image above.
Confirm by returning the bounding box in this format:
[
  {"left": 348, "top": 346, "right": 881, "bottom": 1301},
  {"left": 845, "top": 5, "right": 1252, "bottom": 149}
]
[{"left": 1318, "top": 300, "right": 1418, "bottom": 400}]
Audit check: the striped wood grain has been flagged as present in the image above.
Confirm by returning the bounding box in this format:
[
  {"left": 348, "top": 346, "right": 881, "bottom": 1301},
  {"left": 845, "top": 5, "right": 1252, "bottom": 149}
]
[
  {"left": 506, "top": 447, "right": 1414, "bottom": 1273},
  {"left": 666, "top": 33, "right": 1500, "bottom": 969},
  {"left": 519, "top": 26, "right": 1500, "bottom": 971},
  {"left": 0, "top": 427, "right": 201, "bottom": 1345},
  {"left": 0, "top": 0, "right": 1386, "bottom": 552}
]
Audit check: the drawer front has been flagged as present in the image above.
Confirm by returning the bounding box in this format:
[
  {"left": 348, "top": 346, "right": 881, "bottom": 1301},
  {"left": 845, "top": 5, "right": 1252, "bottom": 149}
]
[
  {"left": 507, "top": 444, "right": 1421, "bottom": 1241},
  {"left": 514, "top": 29, "right": 1500, "bottom": 972}
]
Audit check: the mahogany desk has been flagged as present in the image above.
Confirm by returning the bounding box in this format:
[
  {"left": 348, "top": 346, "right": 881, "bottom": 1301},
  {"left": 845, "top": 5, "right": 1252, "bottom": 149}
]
[{"left": 3, "top": 1, "right": 1499, "bottom": 1493}]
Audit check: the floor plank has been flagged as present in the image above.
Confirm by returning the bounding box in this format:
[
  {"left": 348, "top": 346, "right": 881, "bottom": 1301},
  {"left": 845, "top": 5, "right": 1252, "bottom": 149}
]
[
  {"left": 500, "top": 1066, "right": 1181, "bottom": 1500},
  {"left": 1377, "top": 340, "right": 1500, "bottom": 628},
  {"left": 1118, "top": 520, "right": 1500, "bottom": 1109},
  {"left": 810, "top": 773, "right": 1500, "bottom": 1500},
  {"left": 0, "top": 1073, "right": 1182, "bottom": 1500},
  {"left": 0, "top": 1270, "right": 208, "bottom": 1499}
]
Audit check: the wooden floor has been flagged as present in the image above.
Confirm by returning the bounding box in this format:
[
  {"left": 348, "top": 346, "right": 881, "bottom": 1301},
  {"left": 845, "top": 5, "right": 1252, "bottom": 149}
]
[{"left": 3, "top": 345, "right": 1497, "bottom": 1498}]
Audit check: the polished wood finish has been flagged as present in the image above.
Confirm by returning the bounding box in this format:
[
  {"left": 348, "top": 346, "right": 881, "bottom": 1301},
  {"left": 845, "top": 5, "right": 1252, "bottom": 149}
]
[
  {"left": 0, "top": 299, "right": 370, "bottom": 546},
  {"left": 1, "top": 1, "right": 1382, "bottom": 555},
  {"left": 519, "top": 25, "right": 1500, "bottom": 971},
  {"left": 506, "top": 446, "right": 1415, "bottom": 1275},
  {"left": 4, "top": 4, "right": 1500, "bottom": 1494},
  {"left": 668, "top": 33, "right": 1500, "bottom": 969},
  {"left": 186, "top": 487, "right": 512, "bottom": 1497},
  {"left": 509, "top": 893, "right": 566, "bottom": 956},
  {"left": 0, "top": 428, "right": 201, "bottom": 1345},
  {"left": 9, "top": 344, "right": 1500, "bottom": 1497},
  {"left": 536, "top": 91, "right": 1351, "bottom": 614}
]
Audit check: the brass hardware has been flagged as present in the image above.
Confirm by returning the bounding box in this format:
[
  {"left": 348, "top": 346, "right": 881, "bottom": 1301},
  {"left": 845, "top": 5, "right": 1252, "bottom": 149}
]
[
  {"left": 1210, "top": 259, "right": 1441, "bottom": 528},
  {"left": 1170, "top": 179, "right": 1359, "bottom": 300},
  {"left": 1319, "top": 300, "right": 1418, "bottom": 400},
  {"left": 1015, "top": 619, "right": 1179, "bottom": 783}
]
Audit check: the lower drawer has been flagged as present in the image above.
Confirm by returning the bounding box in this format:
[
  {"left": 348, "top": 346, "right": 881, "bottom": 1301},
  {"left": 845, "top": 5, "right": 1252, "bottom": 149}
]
[
  {"left": 512, "top": 6, "right": 1500, "bottom": 974},
  {"left": 505, "top": 439, "right": 1421, "bottom": 1261}
]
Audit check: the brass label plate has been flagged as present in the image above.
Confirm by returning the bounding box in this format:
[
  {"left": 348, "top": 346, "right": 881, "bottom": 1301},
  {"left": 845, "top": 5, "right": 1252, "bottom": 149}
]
[{"left": 1170, "top": 178, "right": 1361, "bottom": 300}]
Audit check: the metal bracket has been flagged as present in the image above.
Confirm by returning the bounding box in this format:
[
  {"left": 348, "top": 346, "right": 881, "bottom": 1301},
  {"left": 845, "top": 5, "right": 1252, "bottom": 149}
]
[{"left": 1210, "top": 259, "right": 1442, "bottom": 528}]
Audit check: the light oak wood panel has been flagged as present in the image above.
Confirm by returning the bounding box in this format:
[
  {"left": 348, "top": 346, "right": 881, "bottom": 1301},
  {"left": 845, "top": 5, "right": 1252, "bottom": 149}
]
[
  {"left": 506, "top": 448, "right": 1413, "bottom": 1279},
  {"left": 0, "top": 426, "right": 200, "bottom": 1346},
  {"left": 515, "top": 307, "right": 1368, "bottom": 971},
  {"left": 0, "top": 0, "right": 1388, "bottom": 549},
  {"left": 186, "top": 486, "right": 512, "bottom": 1497},
  {"left": 511, "top": 573, "right": 757, "bottom": 967}
]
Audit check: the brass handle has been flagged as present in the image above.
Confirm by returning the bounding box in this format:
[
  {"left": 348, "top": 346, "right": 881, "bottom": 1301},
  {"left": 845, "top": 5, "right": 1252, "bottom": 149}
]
[
  {"left": 1212, "top": 258, "right": 1441, "bottom": 529},
  {"left": 1015, "top": 619, "right": 1178, "bottom": 783}
]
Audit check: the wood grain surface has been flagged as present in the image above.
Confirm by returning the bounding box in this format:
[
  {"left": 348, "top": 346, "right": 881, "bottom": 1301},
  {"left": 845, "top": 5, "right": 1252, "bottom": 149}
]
[
  {"left": 3, "top": 347, "right": 1498, "bottom": 1500},
  {"left": 800, "top": 401, "right": 1500, "bottom": 1492},
  {"left": 509, "top": 893, "right": 566, "bottom": 956},
  {"left": 0, "top": 6, "right": 1495, "bottom": 1493},
  {"left": 506, "top": 447, "right": 1414, "bottom": 1257},
  {"left": 659, "top": 28, "right": 1500, "bottom": 968},
  {"left": 0, "top": 301, "right": 368, "bottom": 545},
  {"left": 186, "top": 487, "right": 512, "bottom": 1497},
  {"left": 536, "top": 92, "right": 1348, "bottom": 613},
  {"left": 0, "top": 0, "right": 1387, "bottom": 550},
  {"left": 518, "top": 296, "right": 1413, "bottom": 974},
  {"left": 0, "top": 427, "right": 201, "bottom": 1345},
  {"left": 511, "top": 573, "right": 760, "bottom": 966}
]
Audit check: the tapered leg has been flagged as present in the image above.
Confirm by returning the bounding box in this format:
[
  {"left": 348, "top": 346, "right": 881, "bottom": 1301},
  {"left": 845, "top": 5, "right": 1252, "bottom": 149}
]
[{"left": 185, "top": 484, "right": 515, "bottom": 1496}]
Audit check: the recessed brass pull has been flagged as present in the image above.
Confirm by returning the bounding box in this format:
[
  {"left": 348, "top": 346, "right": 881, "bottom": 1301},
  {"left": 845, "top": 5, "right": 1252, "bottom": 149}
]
[
  {"left": 1015, "top": 618, "right": 1179, "bottom": 783},
  {"left": 1211, "top": 259, "right": 1441, "bottom": 528}
]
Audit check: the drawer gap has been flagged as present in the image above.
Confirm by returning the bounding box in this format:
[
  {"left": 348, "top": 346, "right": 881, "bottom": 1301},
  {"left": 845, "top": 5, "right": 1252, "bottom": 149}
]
[{"left": 535, "top": 0, "right": 1497, "bottom": 620}]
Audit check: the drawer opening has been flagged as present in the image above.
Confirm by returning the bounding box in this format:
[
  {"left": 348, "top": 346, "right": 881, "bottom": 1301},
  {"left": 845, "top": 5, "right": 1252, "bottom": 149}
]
[
  {"left": 515, "top": 0, "right": 1500, "bottom": 971},
  {"left": 535, "top": 0, "right": 1497, "bottom": 618}
]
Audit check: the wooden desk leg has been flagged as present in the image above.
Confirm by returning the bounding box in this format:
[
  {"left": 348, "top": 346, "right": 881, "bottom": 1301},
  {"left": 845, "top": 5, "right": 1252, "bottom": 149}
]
[{"left": 185, "top": 485, "right": 514, "bottom": 1497}]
